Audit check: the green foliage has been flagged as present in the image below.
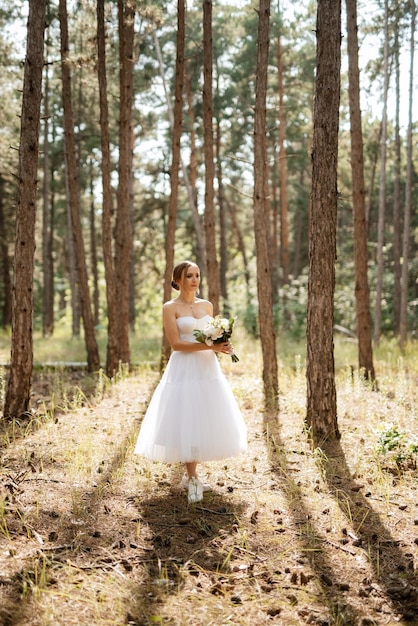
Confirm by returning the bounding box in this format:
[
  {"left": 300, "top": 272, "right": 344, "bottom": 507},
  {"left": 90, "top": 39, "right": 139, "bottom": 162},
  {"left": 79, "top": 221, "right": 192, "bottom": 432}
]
[{"left": 377, "top": 423, "right": 418, "bottom": 472}]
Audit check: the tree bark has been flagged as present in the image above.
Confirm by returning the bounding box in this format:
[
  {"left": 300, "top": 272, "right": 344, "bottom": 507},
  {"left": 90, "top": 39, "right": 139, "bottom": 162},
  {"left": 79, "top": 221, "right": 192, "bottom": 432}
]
[
  {"left": 154, "top": 33, "right": 207, "bottom": 293},
  {"left": 399, "top": 0, "right": 415, "bottom": 348},
  {"left": 66, "top": 190, "right": 80, "bottom": 337},
  {"left": 4, "top": 0, "right": 47, "bottom": 419},
  {"left": 345, "top": 0, "right": 375, "bottom": 381},
  {"left": 97, "top": 0, "right": 120, "bottom": 376},
  {"left": 161, "top": 0, "right": 185, "bottom": 368},
  {"left": 203, "top": 0, "right": 220, "bottom": 314},
  {"left": 253, "top": 0, "right": 279, "bottom": 412},
  {"left": 184, "top": 64, "right": 207, "bottom": 290},
  {"left": 115, "top": 0, "right": 135, "bottom": 366},
  {"left": 216, "top": 116, "right": 229, "bottom": 314},
  {"left": 373, "top": 0, "right": 389, "bottom": 347},
  {"left": 277, "top": 25, "right": 289, "bottom": 284},
  {"left": 306, "top": 0, "right": 341, "bottom": 443},
  {"left": 392, "top": 27, "right": 402, "bottom": 335},
  {"left": 89, "top": 162, "right": 99, "bottom": 327},
  {"left": 59, "top": 0, "right": 100, "bottom": 371},
  {"left": 0, "top": 176, "right": 12, "bottom": 328},
  {"left": 42, "top": 58, "right": 54, "bottom": 337}
]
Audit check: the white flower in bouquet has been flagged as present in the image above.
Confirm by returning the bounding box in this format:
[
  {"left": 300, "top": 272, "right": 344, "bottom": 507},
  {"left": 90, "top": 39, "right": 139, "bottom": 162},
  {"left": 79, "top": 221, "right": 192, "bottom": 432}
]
[{"left": 194, "top": 316, "right": 239, "bottom": 362}]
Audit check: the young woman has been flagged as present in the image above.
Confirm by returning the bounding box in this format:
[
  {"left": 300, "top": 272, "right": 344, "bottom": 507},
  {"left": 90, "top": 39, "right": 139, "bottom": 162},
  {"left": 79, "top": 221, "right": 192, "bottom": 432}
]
[{"left": 134, "top": 260, "right": 247, "bottom": 503}]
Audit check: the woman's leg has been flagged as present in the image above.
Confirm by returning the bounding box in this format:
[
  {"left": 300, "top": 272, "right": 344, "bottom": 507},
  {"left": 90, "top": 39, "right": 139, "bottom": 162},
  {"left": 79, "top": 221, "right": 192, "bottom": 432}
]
[{"left": 185, "top": 461, "right": 198, "bottom": 479}]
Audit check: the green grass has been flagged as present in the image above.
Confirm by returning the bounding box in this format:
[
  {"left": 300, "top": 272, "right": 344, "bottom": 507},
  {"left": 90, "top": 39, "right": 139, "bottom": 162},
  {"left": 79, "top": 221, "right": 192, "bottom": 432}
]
[
  {"left": 0, "top": 320, "right": 416, "bottom": 377},
  {"left": 0, "top": 319, "right": 162, "bottom": 367}
]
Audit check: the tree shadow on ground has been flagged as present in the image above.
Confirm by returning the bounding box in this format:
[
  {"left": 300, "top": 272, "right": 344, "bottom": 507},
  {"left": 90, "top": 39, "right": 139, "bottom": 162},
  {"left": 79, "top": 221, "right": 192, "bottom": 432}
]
[
  {"left": 264, "top": 412, "right": 375, "bottom": 626},
  {"left": 1, "top": 417, "right": 141, "bottom": 626},
  {"left": 265, "top": 409, "right": 418, "bottom": 625},
  {"left": 125, "top": 484, "right": 247, "bottom": 626},
  {"left": 320, "top": 438, "right": 418, "bottom": 623},
  {"left": 0, "top": 369, "right": 101, "bottom": 447}
]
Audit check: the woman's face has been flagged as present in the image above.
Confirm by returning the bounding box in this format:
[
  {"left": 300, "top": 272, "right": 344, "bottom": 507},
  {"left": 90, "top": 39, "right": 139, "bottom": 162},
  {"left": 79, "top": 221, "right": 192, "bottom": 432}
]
[{"left": 180, "top": 264, "right": 200, "bottom": 292}]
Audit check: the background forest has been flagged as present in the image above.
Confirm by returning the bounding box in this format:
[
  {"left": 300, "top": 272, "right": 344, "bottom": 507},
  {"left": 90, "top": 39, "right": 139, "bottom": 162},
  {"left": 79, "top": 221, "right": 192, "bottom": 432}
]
[
  {"left": 1, "top": 3, "right": 418, "bottom": 624},
  {"left": 0, "top": 0, "right": 416, "bottom": 365}
]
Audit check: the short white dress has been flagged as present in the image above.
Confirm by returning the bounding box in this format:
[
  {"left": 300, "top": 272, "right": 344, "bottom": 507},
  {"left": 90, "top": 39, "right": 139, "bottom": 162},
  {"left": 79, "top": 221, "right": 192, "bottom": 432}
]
[{"left": 134, "top": 315, "right": 247, "bottom": 463}]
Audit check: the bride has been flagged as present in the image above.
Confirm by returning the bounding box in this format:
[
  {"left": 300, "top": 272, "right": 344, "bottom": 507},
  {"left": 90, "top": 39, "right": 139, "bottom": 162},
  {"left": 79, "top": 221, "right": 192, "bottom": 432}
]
[{"left": 134, "top": 260, "right": 247, "bottom": 504}]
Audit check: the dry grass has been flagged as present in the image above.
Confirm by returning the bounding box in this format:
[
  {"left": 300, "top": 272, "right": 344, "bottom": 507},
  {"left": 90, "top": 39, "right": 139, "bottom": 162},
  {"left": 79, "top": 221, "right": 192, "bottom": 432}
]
[{"left": 0, "top": 341, "right": 417, "bottom": 626}]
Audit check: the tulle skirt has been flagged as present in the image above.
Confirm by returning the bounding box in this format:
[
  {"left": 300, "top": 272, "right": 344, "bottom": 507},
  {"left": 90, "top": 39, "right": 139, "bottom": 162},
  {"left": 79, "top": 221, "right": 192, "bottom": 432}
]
[{"left": 134, "top": 350, "right": 247, "bottom": 463}]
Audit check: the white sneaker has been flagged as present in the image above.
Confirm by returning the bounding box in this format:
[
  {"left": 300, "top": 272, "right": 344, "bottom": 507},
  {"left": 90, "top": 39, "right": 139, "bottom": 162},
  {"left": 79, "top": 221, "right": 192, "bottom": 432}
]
[
  {"left": 188, "top": 477, "right": 203, "bottom": 503},
  {"left": 180, "top": 474, "right": 212, "bottom": 492}
]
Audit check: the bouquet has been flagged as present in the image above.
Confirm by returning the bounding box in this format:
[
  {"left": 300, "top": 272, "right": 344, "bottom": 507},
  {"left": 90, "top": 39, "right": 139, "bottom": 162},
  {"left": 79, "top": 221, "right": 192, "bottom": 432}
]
[{"left": 193, "top": 315, "right": 239, "bottom": 362}]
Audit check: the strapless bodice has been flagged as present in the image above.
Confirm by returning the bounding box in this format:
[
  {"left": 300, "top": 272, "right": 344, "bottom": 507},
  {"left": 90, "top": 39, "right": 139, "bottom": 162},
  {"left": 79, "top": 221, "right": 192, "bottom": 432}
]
[{"left": 176, "top": 315, "right": 212, "bottom": 342}]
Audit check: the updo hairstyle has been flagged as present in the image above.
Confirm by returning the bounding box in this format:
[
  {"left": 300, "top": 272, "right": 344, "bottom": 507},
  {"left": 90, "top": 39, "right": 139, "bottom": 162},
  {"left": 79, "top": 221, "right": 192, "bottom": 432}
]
[{"left": 171, "top": 260, "right": 197, "bottom": 291}]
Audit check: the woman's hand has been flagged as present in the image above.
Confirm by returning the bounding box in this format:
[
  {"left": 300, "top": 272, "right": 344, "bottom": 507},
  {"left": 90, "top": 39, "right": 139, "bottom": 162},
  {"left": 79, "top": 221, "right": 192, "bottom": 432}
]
[{"left": 213, "top": 341, "right": 233, "bottom": 355}]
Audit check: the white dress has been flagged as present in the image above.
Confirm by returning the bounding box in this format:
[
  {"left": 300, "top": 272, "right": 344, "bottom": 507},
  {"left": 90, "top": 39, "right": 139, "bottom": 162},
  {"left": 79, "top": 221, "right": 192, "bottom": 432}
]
[{"left": 134, "top": 315, "right": 247, "bottom": 463}]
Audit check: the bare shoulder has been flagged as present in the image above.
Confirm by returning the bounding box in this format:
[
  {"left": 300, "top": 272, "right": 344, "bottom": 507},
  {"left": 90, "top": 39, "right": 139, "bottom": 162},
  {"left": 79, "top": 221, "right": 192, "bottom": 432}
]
[
  {"left": 163, "top": 298, "right": 177, "bottom": 310},
  {"left": 196, "top": 298, "right": 213, "bottom": 315},
  {"left": 163, "top": 299, "right": 178, "bottom": 315}
]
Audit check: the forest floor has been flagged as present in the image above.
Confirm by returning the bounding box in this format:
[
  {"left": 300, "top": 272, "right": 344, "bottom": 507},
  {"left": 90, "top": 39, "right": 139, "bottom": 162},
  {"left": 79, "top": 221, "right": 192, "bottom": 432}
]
[{"left": 0, "top": 348, "right": 417, "bottom": 626}]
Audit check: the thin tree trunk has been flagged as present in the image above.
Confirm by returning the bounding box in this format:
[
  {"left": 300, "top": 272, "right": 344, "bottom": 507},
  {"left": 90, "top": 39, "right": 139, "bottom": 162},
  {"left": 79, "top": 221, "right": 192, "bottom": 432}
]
[
  {"left": 392, "top": 27, "right": 402, "bottom": 335},
  {"left": 306, "top": 0, "right": 341, "bottom": 443},
  {"left": 277, "top": 24, "right": 289, "bottom": 284},
  {"left": 97, "top": 0, "right": 119, "bottom": 376},
  {"left": 59, "top": 0, "right": 100, "bottom": 371},
  {"left": 373, "top": 0, "right": 389, "bottom": 346},
  {"left": 254, "top": 0, "right": 278, "bottom": 412},
  {"left": 271, "top": 145, "right": 279, "bottom": 304},
  {"left": 399, "top": 0, "right": 415, "bottom": 348},
  {"left": 0, "top": 176, "right": 12, "bottom": 328},
  {"left": 89, "top": 162, "right": 99, "bottom": 327},
  {"left": 66, "top": 188, "right": 80, "bottom": 337},
  {"left": 115, "top": 0, "right": 135, "bottom": 366},
  {"left": 185, "top": 64, "right": 207, "bottom": 290},
  {"left": 365, "top": 125, "right": 380, "bottom": 226},
  {"left": 4, "top": 0, "right": 46, "bottom": 419},
  {"left": 293, "top": 167, "right": 306, "bottom": 277},
  {"left": 345, "top": 0, "right": 375, "bottom": 381},
  {"left": 203, "top": 0, "right": 220, "bottom": 314},
  {"left": 216, "top": 116, "right": 229, "bottom": 314},
  {"left": 129, "top": 145, "right": 136, "bottom": 332},
  {"left": 161, "top": 0, "right": 185, "bottom": 368},
  {"left": 154, "top": 34, "right": 207, "bottom": 290},
  {"left": 42, "top": 58, "right": 54, "bottom": 337}
]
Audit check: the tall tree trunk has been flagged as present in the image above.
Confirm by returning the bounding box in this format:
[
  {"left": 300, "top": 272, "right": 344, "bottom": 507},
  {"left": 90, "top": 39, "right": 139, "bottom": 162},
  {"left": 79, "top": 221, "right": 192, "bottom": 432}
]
[
  {"left": 216, "top": 116, "right": 229, "bottom": 315},
  {"left": 271, "top": 145, "right": 279, "bottom": 304},
  {"left": 66, "top": 191, "right": 80, "bottom": 336},
  {"left": 4, "top": 0, "right": 46, "bottom": 419},
  {"left": 306, "top": 0, "right": 341, "bottom": 443},
  {"left": 59, "top": 0, "right": 100, "bottom": 371},
  {"left": 254, "top": 0, "right": 278, "bottom": 412},
  {"left": 203, "top": 0, "right": 220, "bottom": 314},
  {"left": 161, "top": 0, "right": 185, "bottom": 368},
  {"left": 399, "top": 0, "right": 415, "bottom": 348},
  {"left": 97, "top": 0, "right": 119, "bottom": 376},
  {"left": 129, "top": 150, "right": 136, "bottom": 332},
  {"left": 392, "top": 26, "right": 402, "bottom": 335},
  {"left": 154, "top": 33, "right": 207, "bottom": 292},
  {"left": 373, "top": 0, "right": 389, "bottom": 346},
  {"left": 0, "top": 176, "right": 12, "bottom": 328},
  {"left": 42, "top": 57, "right": 54, "bottom": 337},
  {"left": 345, "top": 0, "right": 375, "bottom": 381},
  {"left": 277, "top": 23, "right": 289, "bottom": 284},
  {"left": 115, "top": 0, "right": 135, "bottom": 366},
  {"left": 89, "top": 162, "right": 99, "bottom": 327},
  {"left": 185, "top": 64, "right": 207, "bottom": 290}
]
